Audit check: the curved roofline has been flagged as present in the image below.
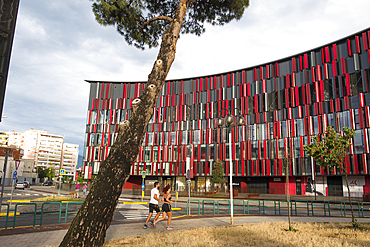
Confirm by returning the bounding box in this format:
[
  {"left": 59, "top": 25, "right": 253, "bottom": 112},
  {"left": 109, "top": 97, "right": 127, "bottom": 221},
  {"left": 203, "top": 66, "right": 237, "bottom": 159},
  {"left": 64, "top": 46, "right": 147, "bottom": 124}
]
[{"left": 85, "top": 26, "right": 370, "bottom": 84}]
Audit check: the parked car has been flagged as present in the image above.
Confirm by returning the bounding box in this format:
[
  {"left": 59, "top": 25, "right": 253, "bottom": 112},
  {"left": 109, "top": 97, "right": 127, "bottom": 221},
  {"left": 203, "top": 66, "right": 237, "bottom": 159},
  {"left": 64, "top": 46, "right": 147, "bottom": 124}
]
[
  {"left": 43, "top": 180, "right": 53, "bottom": 186},
  {"left": 15, "top": 182, "right": 25, "bottom": 190},
  {"left": 23, "top": 181, "right": 30, "bottom": 188}
]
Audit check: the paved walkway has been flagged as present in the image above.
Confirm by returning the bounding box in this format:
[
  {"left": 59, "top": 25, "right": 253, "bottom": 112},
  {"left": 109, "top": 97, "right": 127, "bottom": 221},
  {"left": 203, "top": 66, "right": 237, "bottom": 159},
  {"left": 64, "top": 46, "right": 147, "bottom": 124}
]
[
  {"left": 1, "top": 186, "right": 369, "bottom": 246},
  {"left": 1, "top": 215, "right": 370, "bottom": 247}
]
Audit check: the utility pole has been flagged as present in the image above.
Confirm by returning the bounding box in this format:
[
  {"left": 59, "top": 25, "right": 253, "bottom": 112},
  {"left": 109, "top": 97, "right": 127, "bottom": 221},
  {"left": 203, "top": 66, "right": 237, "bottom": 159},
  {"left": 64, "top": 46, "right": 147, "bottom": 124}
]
[{"left": 0, "top": 150, "right": 9, "bottom": 213}]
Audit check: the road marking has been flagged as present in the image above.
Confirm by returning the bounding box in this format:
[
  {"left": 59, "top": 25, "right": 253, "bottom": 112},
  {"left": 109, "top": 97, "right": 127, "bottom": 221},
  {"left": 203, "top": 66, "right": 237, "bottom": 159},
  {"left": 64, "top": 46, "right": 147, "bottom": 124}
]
[
  {"left": 25, "top": 194, "right": 30, "bottom": 195},
  {"left": 173, "top": 215, "right": 187, "bottom": 219},
  {"left": 123, "top": 202, "right": 148, "bottom": 204},
  {"left": 0, "top": 224, "right": 41, "bottom": 230},
  {"left": 43, "top": 194, "right": 48, "bottom": 196},
  {"left": 7, "top": 194, "right": 11, "bottom": 195},
  {"left": 0, "top": 212, "right": 20, "bottom": 216},
  {"left": 172, "top": 208, "right": 182, "bottom": 210},
  {"left": 7, "top": 200, "right": 31, "bottom": 203},
  {"left": 16, "top": 194, "right": 21, "bottom": 195},
  {"left": 119, "top": 211, "right": 148, "bottom": 219},
  {"left": 34, "top": 194, "right": 39, "bottom": 196}
]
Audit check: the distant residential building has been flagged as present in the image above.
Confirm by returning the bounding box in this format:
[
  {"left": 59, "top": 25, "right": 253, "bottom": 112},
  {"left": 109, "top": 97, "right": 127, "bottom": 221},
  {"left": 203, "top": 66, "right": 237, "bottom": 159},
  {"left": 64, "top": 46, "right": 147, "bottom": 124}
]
[
  {"left": 61, "top": 143, "right": 79, "bottom": 176},
  {"left": 0, "top": 132, "right": 8, "bottom": 146},
  {"left": 6, "top": 129, "right": 79, "bottom": 179},
  {"left": 34, "top": 130, "right": 64, "bottom": 169}
]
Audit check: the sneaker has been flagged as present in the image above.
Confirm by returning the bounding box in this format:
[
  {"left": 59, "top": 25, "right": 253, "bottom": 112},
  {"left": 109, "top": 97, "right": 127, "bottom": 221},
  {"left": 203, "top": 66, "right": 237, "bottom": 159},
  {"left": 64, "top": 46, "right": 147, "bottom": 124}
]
[
  {"left": 153, "top": 220, "right": 156, "bottom": 228},
  {"left": 167, "top": 226, "right": 173, "bottom": 230},
  {"left": 149, "top": 221, "right": 153, "bottom": 226},
  {"left": 143, "top": 224, "right": 149, "bottom": 229}
]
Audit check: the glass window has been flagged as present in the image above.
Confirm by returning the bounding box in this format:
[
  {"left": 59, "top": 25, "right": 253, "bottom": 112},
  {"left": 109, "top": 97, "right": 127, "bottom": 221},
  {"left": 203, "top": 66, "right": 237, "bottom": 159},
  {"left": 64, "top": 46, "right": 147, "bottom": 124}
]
[
  {"left": 281, "top": 121, "right": 287, "bottom": 138},
  {"left": 144, "top": 147, "right": 151, "bottom": 162},
  {"left": 147, "top": 133, "right": 154, "bottom": 146},
  {"left": 226, "top": 87, "right": 232, "bottom": 100},
  {"left": 354, "top": 130, "right": 364, "bottom": 154},
  {"left": 97, "top": 134, "right": 102, "bottom": 146},
  {"left": 350, "top": 71, "right": 363, "bottom": 96},
  {"left": 222, "top": 128, "right": 228, "bottom": 143},
  {"left": 99, "top": 110, "right": 104, "bottom": 124},
  {"left": 153, "top": 147, "right": 158, "bottom": 162},
  {"left": 238, "top": 126, "right": 244, "bottom": 142},
  {"left": 182, "top": 131, "right": 188, "bottom": 144},
  {"left": 173, "top": 146, "right": 178, "bottom": 162},
  {"left": 201, "top": 145, "right": 207, "bottom": 160},
  {"left": 278, "top": 139, "right": 285, "bottom": 159},
  {"left": 193, "top": 130, "right": 200, "bottom": 145},
  {"left": 251, "top": 141, "right": 257, "bottom": 160},
  {"left": 226, "top": 143, "right": 230, "bottom": 160},
  {"left": 313, "top": 116, "right": 319, "bottom": 135},
  {"left": 327, "top": 113, "right": 335, "bottom": 129},
  {"left": 323, "top": 79, "right": 333, "bottom": 101},
  {"left": 164, "top": 132, "right": 168, "bottom": 145},
  {"left": 209, "top": 145, "right": 215, "bottom": 160},
  {"left": 90, "top": 133, "right": 96, "bottom": 146},
  {"left": 171, "top": 132, "right": 176, "bottom": 145}
]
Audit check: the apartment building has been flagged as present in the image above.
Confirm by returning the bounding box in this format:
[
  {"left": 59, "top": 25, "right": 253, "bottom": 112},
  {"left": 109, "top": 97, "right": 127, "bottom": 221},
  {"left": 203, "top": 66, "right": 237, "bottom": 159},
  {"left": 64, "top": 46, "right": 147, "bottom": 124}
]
[{"left": 7, "top": 129, "right": 79, "bottom": 179}]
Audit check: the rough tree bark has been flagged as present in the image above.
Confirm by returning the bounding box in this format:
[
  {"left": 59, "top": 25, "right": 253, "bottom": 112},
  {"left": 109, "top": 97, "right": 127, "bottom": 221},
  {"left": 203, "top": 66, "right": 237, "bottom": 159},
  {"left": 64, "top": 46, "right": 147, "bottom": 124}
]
[{"left": 60, "top": 1, "right": 189, "bottom": 246}]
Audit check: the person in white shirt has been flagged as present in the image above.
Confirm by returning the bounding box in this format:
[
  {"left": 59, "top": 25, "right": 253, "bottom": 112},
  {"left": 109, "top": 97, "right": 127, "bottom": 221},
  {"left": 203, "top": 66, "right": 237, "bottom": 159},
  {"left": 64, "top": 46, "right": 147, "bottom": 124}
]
[{"left": 143, "top": 182, "right": 161, "bottom": 229}]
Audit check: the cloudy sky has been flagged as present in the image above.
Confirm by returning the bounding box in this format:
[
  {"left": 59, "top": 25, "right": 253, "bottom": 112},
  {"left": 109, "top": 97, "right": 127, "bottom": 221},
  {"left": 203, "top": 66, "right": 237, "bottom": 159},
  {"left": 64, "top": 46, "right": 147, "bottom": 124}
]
[{"left": 1, "top": 0, "right": 370, "bottom": 154}]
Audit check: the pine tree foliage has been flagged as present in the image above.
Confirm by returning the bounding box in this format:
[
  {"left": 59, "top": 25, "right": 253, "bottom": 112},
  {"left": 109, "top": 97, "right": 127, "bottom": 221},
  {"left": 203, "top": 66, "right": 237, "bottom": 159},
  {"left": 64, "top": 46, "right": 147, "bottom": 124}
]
[{"left": 92, "top": 0, "right": 250, "bottom": 49}]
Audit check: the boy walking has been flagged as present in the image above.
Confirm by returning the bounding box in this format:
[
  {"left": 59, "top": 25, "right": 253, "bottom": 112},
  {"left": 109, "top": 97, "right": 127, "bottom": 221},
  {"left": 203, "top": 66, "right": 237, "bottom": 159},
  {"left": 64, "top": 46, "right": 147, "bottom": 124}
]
[{"left": 143, "top": 182, "right": 161, "bottom": 229}]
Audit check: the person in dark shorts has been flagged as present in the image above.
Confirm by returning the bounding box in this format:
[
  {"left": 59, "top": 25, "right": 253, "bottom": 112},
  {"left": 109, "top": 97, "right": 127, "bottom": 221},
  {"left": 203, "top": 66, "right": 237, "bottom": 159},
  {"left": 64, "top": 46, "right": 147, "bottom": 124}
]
[
  {"left": 143, "top": 182, "right": 161, "bottom": 229},
  {"left": 153, "top": 184, "right": 173, "bottom": 230}
]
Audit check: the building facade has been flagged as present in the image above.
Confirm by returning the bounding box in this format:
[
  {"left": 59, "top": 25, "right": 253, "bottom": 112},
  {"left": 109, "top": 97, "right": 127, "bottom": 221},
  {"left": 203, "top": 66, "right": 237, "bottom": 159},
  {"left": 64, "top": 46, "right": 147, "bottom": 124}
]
[
  {"left": 0, "top": 146, "right": 37, "bottom": 185},
  {"left": 84, "top": 28, "right": 370, "bottom": 198},
  {"left": 61, "top": 143, "right": 79, "bottom": 176},
  {"left": 7, "top": 129, "right": 79, "bottom": 179}
]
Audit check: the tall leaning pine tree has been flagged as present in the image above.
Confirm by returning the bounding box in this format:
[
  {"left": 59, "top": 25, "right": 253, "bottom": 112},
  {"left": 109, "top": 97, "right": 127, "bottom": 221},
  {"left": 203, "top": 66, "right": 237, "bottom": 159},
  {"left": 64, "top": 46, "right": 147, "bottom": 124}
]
[{"left": 60, "top": 1, "right": 250, "bottom": 246}]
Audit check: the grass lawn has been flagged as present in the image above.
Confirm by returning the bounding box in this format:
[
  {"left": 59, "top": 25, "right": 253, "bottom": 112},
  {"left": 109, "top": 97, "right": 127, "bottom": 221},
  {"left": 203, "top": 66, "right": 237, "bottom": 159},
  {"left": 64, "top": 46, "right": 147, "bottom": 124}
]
[
  {"left": 32, "top": 196, "right": 83, "bottom": 202},
  {"left": 104, "top": 222, "right": 370, "bottom": 247}
]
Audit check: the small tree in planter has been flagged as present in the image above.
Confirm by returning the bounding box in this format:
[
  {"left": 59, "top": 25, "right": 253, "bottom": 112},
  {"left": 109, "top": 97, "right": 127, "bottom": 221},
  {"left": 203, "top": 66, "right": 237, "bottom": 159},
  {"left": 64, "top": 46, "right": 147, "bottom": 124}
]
[
  {"left": 304, "top": 126, "right": 357, "bottom": 227},
  {"left": 212, "top": 159, "right": 225, "bottom": 193}
]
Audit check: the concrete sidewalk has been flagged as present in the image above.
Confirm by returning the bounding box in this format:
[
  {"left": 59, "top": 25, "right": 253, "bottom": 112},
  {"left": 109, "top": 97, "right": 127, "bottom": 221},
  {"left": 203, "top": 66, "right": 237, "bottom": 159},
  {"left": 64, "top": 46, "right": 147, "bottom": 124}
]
[
  {"left": 2, "top": 215, "right": 370, "bottom": 247},
  {"left": 1, "top": 187, "right": 370, "bottom": 247}
]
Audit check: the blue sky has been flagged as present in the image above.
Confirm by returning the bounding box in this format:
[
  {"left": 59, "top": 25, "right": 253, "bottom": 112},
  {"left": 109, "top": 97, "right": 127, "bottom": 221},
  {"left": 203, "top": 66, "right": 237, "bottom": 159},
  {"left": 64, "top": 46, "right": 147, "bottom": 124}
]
[{"left": 1, "top": 0, "right": 370, "bottom": 154}]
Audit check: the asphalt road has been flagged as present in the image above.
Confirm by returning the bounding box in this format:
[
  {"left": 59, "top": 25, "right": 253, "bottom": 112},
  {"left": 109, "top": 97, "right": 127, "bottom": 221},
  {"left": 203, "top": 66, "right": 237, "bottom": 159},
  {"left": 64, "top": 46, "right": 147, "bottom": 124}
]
[{"left": 1, "top": 186, "right": 56, "bottom": 201}]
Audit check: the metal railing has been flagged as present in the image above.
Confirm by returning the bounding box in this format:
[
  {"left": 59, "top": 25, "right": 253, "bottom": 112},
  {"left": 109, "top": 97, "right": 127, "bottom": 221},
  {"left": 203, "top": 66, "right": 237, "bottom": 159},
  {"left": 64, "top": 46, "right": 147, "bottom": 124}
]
[
  {"left": 0, "top": 201, "right": 83, "bottom": 229},
  {"left": 187, "top": 199, "right": 370, "bottom": 218},
  {"left": 2, "top": 198, "right": 369, "bottom": 229}
]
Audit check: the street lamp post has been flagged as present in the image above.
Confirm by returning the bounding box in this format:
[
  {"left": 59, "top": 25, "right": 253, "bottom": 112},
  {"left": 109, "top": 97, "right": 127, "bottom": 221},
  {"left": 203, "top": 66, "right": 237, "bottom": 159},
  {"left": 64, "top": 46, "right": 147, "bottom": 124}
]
[
  {"left": 186, "top": 144, "right": 193, "bottom": 215},
  {"left": 216, "top": 108, "right": 245, "bottom": 225}
]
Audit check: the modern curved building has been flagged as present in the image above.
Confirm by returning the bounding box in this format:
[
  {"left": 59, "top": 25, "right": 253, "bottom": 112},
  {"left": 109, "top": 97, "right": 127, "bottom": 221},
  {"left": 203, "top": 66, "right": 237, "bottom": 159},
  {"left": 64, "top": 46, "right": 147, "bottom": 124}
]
[{"left": 83, "top": 27, "right": 370, "bottom": 198}]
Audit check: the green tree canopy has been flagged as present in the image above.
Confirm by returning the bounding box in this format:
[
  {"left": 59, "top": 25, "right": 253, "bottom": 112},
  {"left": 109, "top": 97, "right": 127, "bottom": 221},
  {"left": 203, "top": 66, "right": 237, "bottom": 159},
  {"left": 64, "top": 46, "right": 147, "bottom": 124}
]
[
  {"left": 211, "top": 159, "right": 225, "bottom": 184},
  {"left": 303, "top": 126, "right": 354, "bottom": 172},
  {"left": 92, "top": 0, "right": 249, "bottom": 49},
  {"left": 304, "top": 126, "right": 357, "bottom": 226}
]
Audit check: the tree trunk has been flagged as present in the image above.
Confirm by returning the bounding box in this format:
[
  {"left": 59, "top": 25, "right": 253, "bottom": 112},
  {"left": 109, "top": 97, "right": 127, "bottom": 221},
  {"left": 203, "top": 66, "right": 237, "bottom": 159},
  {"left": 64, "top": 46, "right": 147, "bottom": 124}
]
[
  {"left": 344, "top": 172, "right": 355, "bottom": 224},
  {"left": 60, "top": 1, "right": 189, "bottom": 246}
]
